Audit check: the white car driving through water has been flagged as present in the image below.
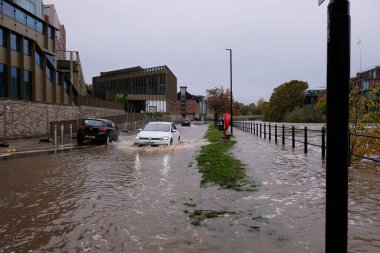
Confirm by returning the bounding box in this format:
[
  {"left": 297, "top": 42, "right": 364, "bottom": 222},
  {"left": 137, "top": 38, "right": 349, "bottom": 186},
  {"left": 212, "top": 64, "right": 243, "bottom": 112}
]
[{"left": 135, "top": 122, "right": 180, "bottom": 146}]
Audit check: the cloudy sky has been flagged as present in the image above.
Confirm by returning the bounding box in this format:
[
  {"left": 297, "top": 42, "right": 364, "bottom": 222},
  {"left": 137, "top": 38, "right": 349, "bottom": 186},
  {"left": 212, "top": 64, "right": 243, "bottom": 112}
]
[{"left": 44, "top": 0, "right": 380, "bottom": 104}]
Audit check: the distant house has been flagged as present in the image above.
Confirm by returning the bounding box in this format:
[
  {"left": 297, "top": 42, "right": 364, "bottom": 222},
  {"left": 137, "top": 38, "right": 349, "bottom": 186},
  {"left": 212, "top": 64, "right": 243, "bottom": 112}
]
[
  {"left": 177, "top": 86, "right": 207, "bottom": 120},
  {"left": 350, "top": 66, "right": 380, "bottom": 94},
  {"left": 304, "top": 88, "right": 326, "bottom": 107}
]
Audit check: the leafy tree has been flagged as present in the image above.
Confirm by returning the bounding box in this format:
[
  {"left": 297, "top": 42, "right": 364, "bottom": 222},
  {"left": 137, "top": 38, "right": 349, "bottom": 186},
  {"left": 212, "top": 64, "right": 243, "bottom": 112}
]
[
  {"left": 206, "top": 87, "right": 233, "bottom": 119},
  {"left": 263, "top": 80, "right": 309, "bottom": 122},
  {"left": 283, "top": 106, "right": 324, "bottom": 123},
  {"left": 349, "top": 88, "right": 380, "bottom": 160},
  {"left": 115, "top": 92, "right": 129, "bottom": 112}
]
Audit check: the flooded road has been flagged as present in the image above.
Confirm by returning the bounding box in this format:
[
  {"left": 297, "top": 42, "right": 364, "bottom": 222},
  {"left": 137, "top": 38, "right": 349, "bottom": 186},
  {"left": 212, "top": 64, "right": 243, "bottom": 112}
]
[{"left": 0, "top": 123, "right": 379, "bottom": 252}]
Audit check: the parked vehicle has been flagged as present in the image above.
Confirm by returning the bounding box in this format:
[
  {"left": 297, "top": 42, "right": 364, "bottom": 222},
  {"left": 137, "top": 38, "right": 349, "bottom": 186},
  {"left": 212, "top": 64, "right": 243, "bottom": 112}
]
[
  {"left": 135, "top": 122, "right": 180, "bottom": 146},
  {"left": 181, "top": 118, "right": 191, "bottom": 126},
  {"left": 77, "top": 118, "right": 119, "bottom": 145}
]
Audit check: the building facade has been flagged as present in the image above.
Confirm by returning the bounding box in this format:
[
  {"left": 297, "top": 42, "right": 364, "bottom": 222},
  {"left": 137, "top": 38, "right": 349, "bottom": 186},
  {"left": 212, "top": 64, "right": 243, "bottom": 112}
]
[
  {"left": 43, "top": 4, "right": 66, "bottom": 60},
  {"left": 0, "top": 0, "right": 82, "bottom": 105},
  {"left": 350, "top": 66, "right": 380, "bottom": 92},
  {"left": 93, "top": 66, "right": 178, "bottom": 114},
  {"left": 177, "top": 86, "right": 207, "bottom": 120}
]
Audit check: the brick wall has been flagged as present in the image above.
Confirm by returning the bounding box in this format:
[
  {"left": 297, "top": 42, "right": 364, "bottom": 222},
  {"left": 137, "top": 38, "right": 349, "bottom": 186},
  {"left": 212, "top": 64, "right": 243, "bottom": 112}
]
[{"left": 0, "top": 99, "right": 126, "bottom": 140}]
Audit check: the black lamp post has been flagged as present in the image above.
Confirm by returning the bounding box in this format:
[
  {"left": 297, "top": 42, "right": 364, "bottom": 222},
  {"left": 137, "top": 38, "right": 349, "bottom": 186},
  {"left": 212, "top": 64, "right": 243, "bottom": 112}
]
[
  {"left": 225, "top": 49, "right": 233, "bottom": 134},
  {"left": 325, "top": 1, "right": 350, "bottom": 253}
]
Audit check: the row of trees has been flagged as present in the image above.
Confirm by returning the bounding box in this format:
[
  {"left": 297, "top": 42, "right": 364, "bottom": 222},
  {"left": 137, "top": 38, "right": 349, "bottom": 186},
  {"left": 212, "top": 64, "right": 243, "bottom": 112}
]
[{"left": 206, "top": 80, "right": 323, "bottom": 123}]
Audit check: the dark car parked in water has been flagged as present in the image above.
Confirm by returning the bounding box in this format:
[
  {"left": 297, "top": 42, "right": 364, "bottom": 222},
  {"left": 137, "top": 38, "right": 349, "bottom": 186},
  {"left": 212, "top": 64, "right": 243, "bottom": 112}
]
[{"left": 77, "top": 118, "right": 119, "bottom": 145}]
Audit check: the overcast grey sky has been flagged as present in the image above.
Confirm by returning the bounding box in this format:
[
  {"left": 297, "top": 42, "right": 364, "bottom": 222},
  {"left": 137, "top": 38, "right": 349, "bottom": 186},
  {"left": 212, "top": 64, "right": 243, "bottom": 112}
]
[{"left": 44, "top": 0, "right": 379, "bottom": 104}]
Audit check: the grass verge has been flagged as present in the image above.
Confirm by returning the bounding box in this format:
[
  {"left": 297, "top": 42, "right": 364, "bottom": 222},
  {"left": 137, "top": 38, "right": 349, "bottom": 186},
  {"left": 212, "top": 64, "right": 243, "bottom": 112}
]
[{"left": 196, "top": 124, "right": 257, "bottom": 191}]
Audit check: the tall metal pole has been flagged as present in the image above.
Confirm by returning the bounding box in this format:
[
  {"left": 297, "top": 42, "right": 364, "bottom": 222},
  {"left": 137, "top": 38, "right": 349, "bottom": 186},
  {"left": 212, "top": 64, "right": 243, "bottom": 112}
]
[
  {"left": 326, "top": 1, "right": 350, "bottom": 253},
  {"left": 225, "top": 49, "right": 233, "bottom": 134}
]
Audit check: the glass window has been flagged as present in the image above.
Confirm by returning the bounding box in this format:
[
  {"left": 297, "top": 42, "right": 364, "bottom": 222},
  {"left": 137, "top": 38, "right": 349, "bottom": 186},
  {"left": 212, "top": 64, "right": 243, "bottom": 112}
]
[
  {"left": 0, "top": 64, "right": 7, "bottom": 97},
  {"left": 56, "top": 72, "right": 61, "bottom": 86},
  {"left": 11, "top": 33, "right": 19, "bottom": 51},
  {"left": 26, "top": 15, "right": 36, "bottom": 30},
  {"left": 0, "top": 28, "right": 5, "bottom": 47},
  {"left": 46, "top": 53, "right": 54, "bottom": 64},
  {"left": 36, "top": 21, "right": 44, "bottom": 34},
  {"left": 64, "top": 80, "right": 69, "bottom": 93},
  {"left": 24, "top": 70, "right": 32, "bottom": 100},
  {"left": 11, "top": 67, "right": 20, "bottom": 99},
  {"left": 46, "top": 65, "right": 52, "bottom": 81},
  {"left": 15, "top": 9, "right": 26, "bottom": 25},
  {"left": 48, "top": 26, "right": 55, "bottom": 39},
  {"left": 3, "top": 1, "right": 15, "bottom": 19},
  {"left": 35, "top": 51, "right": 41, "bottom": 67},
  {"left": 23, "top": 38, "right": 31, "bottom": 55}
]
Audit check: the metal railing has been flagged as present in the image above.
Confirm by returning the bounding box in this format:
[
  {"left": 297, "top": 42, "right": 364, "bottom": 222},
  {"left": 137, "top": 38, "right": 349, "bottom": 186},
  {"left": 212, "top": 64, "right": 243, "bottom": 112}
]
[
  {"left": 235, "top": 121, "right": 380, "bottom": 163},
  {"left": 235, "top": 121, "right": 326, "bottom": 157}
]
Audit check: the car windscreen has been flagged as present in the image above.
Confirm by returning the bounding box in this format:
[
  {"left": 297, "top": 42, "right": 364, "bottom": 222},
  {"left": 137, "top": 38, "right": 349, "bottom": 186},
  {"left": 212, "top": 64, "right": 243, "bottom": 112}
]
[
  {"left": 143, "top": 123, "right": 170, "bottom": 132},
  {"left": 83, "top": 120, "right": 107, "bottom": 127}
]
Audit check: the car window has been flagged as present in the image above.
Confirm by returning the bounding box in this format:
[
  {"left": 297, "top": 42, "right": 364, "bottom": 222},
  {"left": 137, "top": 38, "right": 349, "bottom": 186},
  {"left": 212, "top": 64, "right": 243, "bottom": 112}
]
[
  {"left": 172, "top": 124, "right": 177, "bottom": 130},
  {"left": 143, "top": 123, "right": 170, "bottom": 132},
  {"left": 84, "top": 119, "right": 106, "bottom": 127}
]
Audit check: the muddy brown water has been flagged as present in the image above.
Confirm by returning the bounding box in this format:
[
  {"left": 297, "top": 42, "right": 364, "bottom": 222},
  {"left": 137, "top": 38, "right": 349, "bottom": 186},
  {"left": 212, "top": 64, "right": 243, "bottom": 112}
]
[{"left": 0, "top": 123, "right": 379, "bottom": 252}]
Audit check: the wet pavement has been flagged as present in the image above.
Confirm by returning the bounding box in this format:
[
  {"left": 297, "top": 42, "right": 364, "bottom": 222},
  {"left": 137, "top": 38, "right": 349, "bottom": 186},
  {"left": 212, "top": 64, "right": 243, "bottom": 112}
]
[{"left": 0, "top": 123, "right": 379, "bottom": 253}]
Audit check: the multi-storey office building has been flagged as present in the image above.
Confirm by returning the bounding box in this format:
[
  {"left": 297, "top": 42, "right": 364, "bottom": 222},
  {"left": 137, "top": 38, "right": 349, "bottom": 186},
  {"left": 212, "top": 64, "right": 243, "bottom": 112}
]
[
  {"left": 93, "top": 66, "right": 178, "bottom": 114},
  {"left": 0, "top": 0, "right": 81, "bottom": 105}
]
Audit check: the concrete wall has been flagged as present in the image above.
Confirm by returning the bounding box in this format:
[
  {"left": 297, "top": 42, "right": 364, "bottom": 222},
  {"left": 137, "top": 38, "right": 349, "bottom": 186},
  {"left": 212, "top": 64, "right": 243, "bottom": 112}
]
[{"left": 0, "top": 99, "right": 126, "bottom": 140}]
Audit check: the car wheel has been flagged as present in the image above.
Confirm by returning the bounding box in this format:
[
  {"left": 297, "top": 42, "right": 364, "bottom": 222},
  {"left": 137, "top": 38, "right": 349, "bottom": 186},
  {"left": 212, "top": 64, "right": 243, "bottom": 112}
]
[
  {"left": 77, "top": 138, "right": 83, "bottom": 145},
  {"left": 105, "top": 135, "right": 110, "bottom": 145},
  {"left": 170, "top": 138, "right": 173, "bottom": 145},
  {"left": 178, "top": 136, "right": 180, "bottom": 143}
]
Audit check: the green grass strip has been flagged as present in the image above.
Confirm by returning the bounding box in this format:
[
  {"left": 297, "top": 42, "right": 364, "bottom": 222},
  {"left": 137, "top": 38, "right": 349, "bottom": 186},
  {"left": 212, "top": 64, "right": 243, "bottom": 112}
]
[{"left": 196, "top": 124, "right": 257, "bottom": 191}]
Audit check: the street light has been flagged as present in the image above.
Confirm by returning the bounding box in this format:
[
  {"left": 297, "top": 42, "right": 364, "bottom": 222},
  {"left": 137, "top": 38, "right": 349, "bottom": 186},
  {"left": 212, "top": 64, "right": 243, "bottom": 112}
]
[{"left": 225, "top": 49, "right": 233, "bottom": 135}]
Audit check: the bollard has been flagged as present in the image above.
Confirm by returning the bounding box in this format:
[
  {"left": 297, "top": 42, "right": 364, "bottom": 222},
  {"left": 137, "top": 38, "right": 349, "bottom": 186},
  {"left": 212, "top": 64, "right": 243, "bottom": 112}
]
[
  {"left": 304, "top": 126, "right": 308, "bottom": 153},
  {"left": 282, "top": 125, "right": 285, "bottom": 145},
  {"left": 269, "top": 124, "right": 271, "bottom": 141},
  {"left": 292, "top": 126, "right": 295, "bottom": 148},
  {"left": 54, "top": 125, "right": 57, "bottom": 146},
  {"left": 275, "top": 124, "right": 278, "bottom": 144},
  {"left": 264, "top": 124, "right": 266, "bottom": 139},
  {"left": 322, "top": 127, "right": 326, "bottom": 158},
  {"left": 69, "top": 124, "right": 72, "bottom": 143},
  {"left": 60, "top": 124, "right": 64, "bottom": 146},
  {"left": 260, "top": 123, "right": 262, "bottom": 138}
]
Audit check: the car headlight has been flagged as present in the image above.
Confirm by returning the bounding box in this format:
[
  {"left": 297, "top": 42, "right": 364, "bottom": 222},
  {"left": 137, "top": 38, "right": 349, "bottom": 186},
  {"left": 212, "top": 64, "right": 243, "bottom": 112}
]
[
  {"left": 135, "top": 136, "right": 140, "bottom": 140},
  {"left": 161, "top": 136, "right": 169, "bottom": 140}
]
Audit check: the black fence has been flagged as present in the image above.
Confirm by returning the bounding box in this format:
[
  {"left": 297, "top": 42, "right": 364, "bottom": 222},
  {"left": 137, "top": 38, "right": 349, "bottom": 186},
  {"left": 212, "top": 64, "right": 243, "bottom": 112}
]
[
  {"left": 235, "top": 121, "right": 326, "bottom": 157},
  {"left": 235, "top": 121, "right": 380, "bottom": 163}
]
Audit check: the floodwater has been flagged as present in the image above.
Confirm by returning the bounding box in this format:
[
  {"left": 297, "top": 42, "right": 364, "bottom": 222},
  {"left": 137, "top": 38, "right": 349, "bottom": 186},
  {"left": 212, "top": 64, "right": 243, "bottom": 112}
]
[{"left": 0, "top": 123, "right": 379, "bottom": 253}]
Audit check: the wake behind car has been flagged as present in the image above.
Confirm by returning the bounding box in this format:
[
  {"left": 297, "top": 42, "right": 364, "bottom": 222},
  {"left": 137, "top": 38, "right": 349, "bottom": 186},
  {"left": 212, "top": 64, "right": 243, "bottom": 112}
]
[
  {"left": 77, "top": 118, "right": 119, "bottom": 145},
  {"left": 135, "top": 122, "right": 180, "bottom": 146}
]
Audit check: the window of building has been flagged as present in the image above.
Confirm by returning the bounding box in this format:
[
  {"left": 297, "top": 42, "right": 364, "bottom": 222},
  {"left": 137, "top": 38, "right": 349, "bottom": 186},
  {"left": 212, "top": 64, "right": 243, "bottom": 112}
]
[
  {"left": 64, "top": 80, "right": 69, "bottom": 93},
  {"left": 48, "top": 26, "right": 55, "bottom": 39},
  {"left": 373, "top": 70, "right": 377, "bottom": 79},
  {"left": 26, "top": 15, "right": 36, "bottom": 30},
  {"left": 2, "top": 1, "right": 15, "bottom": 19},
  {"left": 363, "top": 80, "right": 369, "bottom": 90},
  {"left": 15, "top": 8, "right": 26, "bottom": 25},
  {"left": 46, "top": 53, "right": 54, "bottom": 64},
  {"left": 24, "top": 70, "right": 32, "bottom": 100},
  {"left": 46, "top": 65, "right": 53, "bottom": 82},
  {"left": 23, "top": 38, "right": 31, "bottom": 56},
  {"left": 0, "top": 27, "right": 5, "bottom": 47},
  {"left": 11, "top": 67, "right": 20, "bottom": 99},
  {"left": 35, "top": 51, "right": 42, "bottom": 67},
  {"left": 36, "top": 21, "right": 44, "bottom": 34},
  {"left": 11, "top": 33, "right": 19, "bottom": 51},
  {"left": 0, "top": 64, "right": 7, "bottom": 97},
  {"left": 56, "top": 72, "right": 61, "bottom": 86}
]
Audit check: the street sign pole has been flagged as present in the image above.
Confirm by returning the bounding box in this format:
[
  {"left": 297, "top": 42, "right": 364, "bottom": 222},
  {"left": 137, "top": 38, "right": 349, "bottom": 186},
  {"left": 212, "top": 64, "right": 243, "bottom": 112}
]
[{"left": 325, "top": 1, "right": 351, "bottom": 253}]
